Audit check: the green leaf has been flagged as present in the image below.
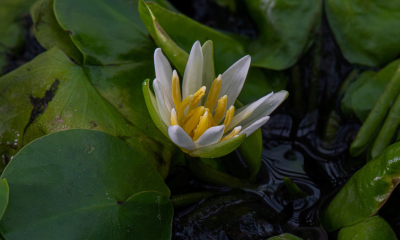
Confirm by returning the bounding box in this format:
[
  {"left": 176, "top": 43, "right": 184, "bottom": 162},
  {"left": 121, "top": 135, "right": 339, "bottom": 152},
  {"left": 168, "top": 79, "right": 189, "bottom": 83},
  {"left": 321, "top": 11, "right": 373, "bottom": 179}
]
[
  {"left": 30, "top": 0, "right": 83, "bottom": 64},
  {"left": 350, "top": 59, "right": 400, "bottom": 122},
  {"left": 326, "top": 0, "right": 400, "bottom": 67},
  {"left": 350, "top": 63, "right": 400, "bottom": 157},
  {"left": 0, "top": 129, "right": 173, "bottom": 239},
  {"left": 0, "top": 179, "right": 9, "bottom": 221},
  {"left": 53, "top": 0, "right": 174, "bottom": 65},
  {"left": 337, "top": 216, "right": 397, "bottom": 240},
  {"left": 283, "top": 177, "right": 307, "bottom": 199},
  {"left": 341, "top": 70, "right": 375, "bottom": 118},
  {"left": 188, "top": 134, "right": 246, "bottom": 158},
  {"left": 267, "top": 233, "right": 303, "bottom": 240},
  {"left": 138, "top": 0, "right": 285, "bottom": 105},
  {"left": 0, "top": 47, "right": 174, "bottom": 178},
  {"left": 243, "top": 0, "right": 322, "bottom": 70},
  {"left": 321, "top": 141, "right": 400, "bottom": 232}
]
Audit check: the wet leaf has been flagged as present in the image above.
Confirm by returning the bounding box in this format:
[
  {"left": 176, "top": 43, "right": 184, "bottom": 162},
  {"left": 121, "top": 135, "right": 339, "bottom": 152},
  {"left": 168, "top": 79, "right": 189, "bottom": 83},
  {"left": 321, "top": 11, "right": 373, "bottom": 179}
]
[
  {"left": 321, "top": 141, "right": 400, "bottom": 232},
  {"left": 337, "top": 216, "right": 396, "bottom": 240},
  {"left": 0, "top": 129, "right": 173, "bottom": 240},
  {"left": 243, "top": 0, "right": 322, "bottom": 70},
  {"left": 31, "top": 0, "right": 83, "bottom": 64},
  {"left": 0, "top": 179, "right": 9, "bottom": 220},
  {"left": 0, "top": 48, "right": 174, "bottom": 178},
  {"left": 268, "top": 233, "right": 303, "bottom": 240},
  {"left": 138, "top": 0, "right": 286, "bottom": 105},
  {"left": 326, "top": 0, "right": 400, "bottom": 67}
]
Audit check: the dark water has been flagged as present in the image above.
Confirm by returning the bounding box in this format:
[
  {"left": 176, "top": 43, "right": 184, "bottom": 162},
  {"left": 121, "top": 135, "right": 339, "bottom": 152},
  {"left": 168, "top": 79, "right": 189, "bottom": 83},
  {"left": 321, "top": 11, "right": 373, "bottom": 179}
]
[{"left": 167, "top": 0, "right": 365, "bottom": 239}]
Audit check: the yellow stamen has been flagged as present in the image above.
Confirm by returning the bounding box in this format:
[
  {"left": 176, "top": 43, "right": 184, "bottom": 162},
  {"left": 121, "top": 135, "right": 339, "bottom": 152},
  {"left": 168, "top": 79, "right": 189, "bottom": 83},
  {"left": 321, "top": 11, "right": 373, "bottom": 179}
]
[
  {"left": 182, "top": 106, "right": 202, "bottom": 125},
  {"left": 193, "top": 111, "right": 209, "bottom": 141},
  {"left": 220, "top": 126, "right": 242, "bottom": 142},
  {"left": 204, "top": 75, "right": 222, "bottom": 110},
  {"left": 171, "top": 108, "right": 178, "bottom": 126},
  {"left": 188, "top": 86, "right": 206, "bottom": 113},
  {"left": 213, "top": 95, "right": 227, "bottom": 123},
  {"left": 205, "top": 108, "right": 217, "bottom": 127},
  {"left": 223, "top": 105, "right": 235, "bottom": 132},
  {"left": 183, "top": 106, "right": 205, "bottom": 135},
  {"left": 172, "top": 70, "right": 181, "bottom": 109},
  {"left": 177, "top": 95, "right": 192, "bottom": 123}
]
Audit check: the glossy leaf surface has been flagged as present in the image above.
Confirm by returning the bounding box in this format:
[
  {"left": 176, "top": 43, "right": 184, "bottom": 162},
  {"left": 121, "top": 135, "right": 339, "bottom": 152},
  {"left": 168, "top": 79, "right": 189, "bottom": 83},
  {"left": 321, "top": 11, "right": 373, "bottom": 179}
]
[
  {"left": 0, "top": 179, "right": 9, "bottom": 221},
  {"left": 337, "top": 216, "right": 396, "bottom": 240},
  {"left": 321, "top": 141, "right": 400, "bottom": 232},
  {"left": 0, "top": 129, "right": 173, "bottom": 239},
  {"left": 267, "top": 233, "right": 303, "bottom": 240},
  {"left": 326, "top": 0, "right": 400, "bottom": 67}
]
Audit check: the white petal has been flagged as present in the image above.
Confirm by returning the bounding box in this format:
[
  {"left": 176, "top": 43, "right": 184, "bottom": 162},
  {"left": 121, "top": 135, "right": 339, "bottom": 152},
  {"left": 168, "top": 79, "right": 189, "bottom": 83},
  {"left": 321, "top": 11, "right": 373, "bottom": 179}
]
[
  {"left": 227, "top": 92, "right": 273, "bottom": 131},
  {"left": 182, "top": 41, "right": 203, "bottom": 99},
  {"left": 218, "top": 55, "right": 251, "bottom": 108},
  {"left": 153, "top": 79, "right": 171, "bottom": 127},
  {"left": 194, "top": 125, "right": 225, "bottom": 148},
  {"left": 240, "top": 116, "right": 270, "bottom": 137},
  {"left": 229, "top": 90, "right": 288, "bottom": 131},
  {"left": 168, "top": 125, "right": 196, "bottom": 150},
  {"left": 154, "top": 49, "right": 174, "bottom": 108}
]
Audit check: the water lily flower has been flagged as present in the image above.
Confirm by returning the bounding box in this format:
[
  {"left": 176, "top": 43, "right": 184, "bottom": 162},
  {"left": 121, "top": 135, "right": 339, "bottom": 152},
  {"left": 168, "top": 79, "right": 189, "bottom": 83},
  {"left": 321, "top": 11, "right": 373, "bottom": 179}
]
[{"left": 143, "top": 41, "right": 288, "bottom": 158}]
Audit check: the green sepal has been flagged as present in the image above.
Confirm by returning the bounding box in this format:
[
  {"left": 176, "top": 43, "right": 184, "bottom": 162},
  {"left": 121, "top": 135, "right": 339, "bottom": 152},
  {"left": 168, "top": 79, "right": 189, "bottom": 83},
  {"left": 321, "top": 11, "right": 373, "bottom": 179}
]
[
  {"left": 142, "top": 79, "right": 169, "bottom": 139},
  {"left": 188, "top": 134, "right": 246, "bottom": 158}
]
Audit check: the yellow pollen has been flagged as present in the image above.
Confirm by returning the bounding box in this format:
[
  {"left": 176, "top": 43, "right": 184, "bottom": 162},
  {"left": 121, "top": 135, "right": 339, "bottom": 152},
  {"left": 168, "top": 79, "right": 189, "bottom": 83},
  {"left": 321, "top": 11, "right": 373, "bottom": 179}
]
[
  {"left": 220, "top": 126, "right": 241, "bottom": 142},
  {"left": 188, "top": 86, "right": 206, "bottom": 113},
  {"left": 223, "top": 105, "right": 235, "bottom": 133},
  {"left": 177, "top": 95, "right": 192, "bottom": 123},
  {"left": 171, "top": 108, "right": 178, "bottom": 126},
  {"left": 183, "top": 106, "right": 205, "bottom": 135},
  {"left": 182, "top": 106, "right": 202, "bottom": 125},
  {"left": 193, "top": 111, "right": 209, "bottom": 141},
  {"left": 204, "top": 75, "right": 222, "bottom": 110},
  {"left": 213, "top": 95, "right": 227, "bottom": 123},
  {"left": 172, "top": 70, "right": 181, "bottom": 109},
  {"left": 205, "top": 108, "right": 217, "bottom": 127}
]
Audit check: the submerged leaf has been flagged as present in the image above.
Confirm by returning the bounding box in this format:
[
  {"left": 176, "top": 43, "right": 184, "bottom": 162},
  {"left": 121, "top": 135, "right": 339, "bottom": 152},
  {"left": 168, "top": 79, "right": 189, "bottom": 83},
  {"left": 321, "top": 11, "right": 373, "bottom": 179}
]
[
  {"left": 0, "top": 129, "right": 173, "bottom": 239},
  {"left": 321, "top": 141, "right": 400, "bottom": 232}
]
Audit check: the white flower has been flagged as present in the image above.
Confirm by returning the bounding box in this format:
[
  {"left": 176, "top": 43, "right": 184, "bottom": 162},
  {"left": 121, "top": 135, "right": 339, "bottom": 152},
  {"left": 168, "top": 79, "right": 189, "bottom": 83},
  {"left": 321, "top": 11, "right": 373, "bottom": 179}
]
[{"left": 150, "top": 41, "right": 288, "bottom": 153}]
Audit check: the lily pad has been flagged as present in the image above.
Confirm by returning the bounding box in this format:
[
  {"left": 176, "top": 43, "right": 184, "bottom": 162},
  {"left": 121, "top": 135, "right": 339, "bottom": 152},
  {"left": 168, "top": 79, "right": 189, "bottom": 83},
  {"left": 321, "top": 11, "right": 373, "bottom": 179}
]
[
  {"left": 337, "top": 216, "right": 397, "bottom": 240},
  {"left": 243, "top": 0, "right": 322, "bottom": 70},
  {"left": 321, "top": 141, "right": 400, "bottom": 232},
  {"left": 31, "top": 0, "right": 83, "bottom": 64},
  {"left": 0, "top": 47, "right": 174, "bottom": 178},
  {"left": 53, "top": 0, "right": 174, "bottom": 65},
  {"left": 326, "top": 0, "right": 400, "bottom": 67},
  {"left": 0, "top": 129, "right": 173, "bottom": 240}
]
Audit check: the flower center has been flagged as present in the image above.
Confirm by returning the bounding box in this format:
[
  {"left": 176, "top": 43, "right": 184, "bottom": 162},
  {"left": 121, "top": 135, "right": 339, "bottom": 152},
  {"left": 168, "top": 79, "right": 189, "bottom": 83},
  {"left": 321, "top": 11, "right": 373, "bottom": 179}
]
[{"left": 170, "top": 71, "right": 236, "bottom": 142}]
